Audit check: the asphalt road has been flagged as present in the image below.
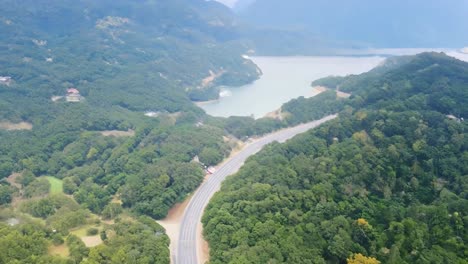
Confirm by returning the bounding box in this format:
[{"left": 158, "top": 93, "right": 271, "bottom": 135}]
[{"left": 176, "top": 115, "right": 337, "bottom": 264}]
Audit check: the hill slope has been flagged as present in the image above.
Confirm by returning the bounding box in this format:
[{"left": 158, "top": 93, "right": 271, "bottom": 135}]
[
  {"left": 0, "top": 0, "right": 260, "bottom": 117},
  {"left": 0, "top": 1, "right": 261, "bottom": 263},
  {"left": 203, "top": 53, "right": 468, "bottom": 263}
]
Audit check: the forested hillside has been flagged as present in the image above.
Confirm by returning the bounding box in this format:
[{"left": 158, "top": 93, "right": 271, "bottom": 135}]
[
  {"left": 0, "top": 0, "right": 260, "bottom": 110},
  {"left": 203, "top": 53, "right": 468, "bottom": 263},
  {"left": 0, "top": 0, "right": 261, "bottom": 262},
  {"left": 1, "top": 0, "right": 467, "bottom": 262}
]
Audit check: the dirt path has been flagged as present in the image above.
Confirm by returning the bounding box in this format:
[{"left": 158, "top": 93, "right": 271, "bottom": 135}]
[
  {"left": 100, "top": 129, "right": 135, "bottom": 137},
  {"left": 6, "top": 173, "right": 23, "bottom": 207},
  {"left": 336, "top": 90, "right": 351, "bottom": 98},
  {"left": 311, "top": 85, "right": 351, "bottom": 98},
  {"left": 0, "top": 121, "right": 33, "bottom": 131},
  {"left": 309, "top": 86, "right": 328, "bottom": 97},
  {"left": 6, "top": 173, "right": 21, "bottom": 189},
  {"left": 201, "top": 70, "right": 226, "bottom": 87}
]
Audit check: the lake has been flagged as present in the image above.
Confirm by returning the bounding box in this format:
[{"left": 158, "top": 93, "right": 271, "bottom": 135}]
[
  {"left": 199, "top": 56, "right": 385, "bottom": 118},
  {"left": 199, "top": 50, "right": 468, "bottom": 118}
]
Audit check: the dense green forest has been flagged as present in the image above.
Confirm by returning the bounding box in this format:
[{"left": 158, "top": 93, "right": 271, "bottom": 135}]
[
  {"left": 203, "top": 53, "right": 468, "bottom": 263},
  {"left": 0, "top": 1, "right": 348, "bottom": 262},
  {"left": 0, "top": 0, "right": 264, "bottom": 262},
  {"left": 2, "top": 1, "right": 467, "bottom": 263},
  {"left": 0, "top": 207, "right": 169, "bottom": 264}
]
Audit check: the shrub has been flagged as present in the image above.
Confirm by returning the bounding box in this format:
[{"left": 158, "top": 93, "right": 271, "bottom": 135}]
[
  {"left": 86, "top": 228, "right": 99, "bottom": 236},
  {"left": 52, "top": 234, "right": 64, "bottom": 246}
]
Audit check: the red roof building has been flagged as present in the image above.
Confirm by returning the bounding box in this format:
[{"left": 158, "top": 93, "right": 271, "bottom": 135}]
[
  {"left": 67, "top": 88, "right": 80, "bottom": 94},
  {"left": 66, "top": 88, "right": 82, "bottom": 102}
]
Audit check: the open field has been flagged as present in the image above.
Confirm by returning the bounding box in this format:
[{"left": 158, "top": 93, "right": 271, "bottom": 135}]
[
  {"left": 70, "top": 224, "right": 104, "bottom": 247},
  {"left": 44, "top": 176, "right": 63, "bottom": 194},
  {"left": 48, "top": 244, "right": 69, "bottom": 258},
  {"left": 100, "top": 129, "right": 135, "bottom": 137}
]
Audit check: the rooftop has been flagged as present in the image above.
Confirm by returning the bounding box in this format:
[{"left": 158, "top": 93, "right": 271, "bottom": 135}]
[
  {"left": 0, "top": 76, "right": 12, "bottom": 86},
  {"left": 67, "top": 88, "right": 80, "bottom": 94}
]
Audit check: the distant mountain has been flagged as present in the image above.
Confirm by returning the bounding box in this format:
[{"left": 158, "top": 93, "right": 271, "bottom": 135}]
[{"left": 238, "top": 0, "right": 468, "bottom": 48}]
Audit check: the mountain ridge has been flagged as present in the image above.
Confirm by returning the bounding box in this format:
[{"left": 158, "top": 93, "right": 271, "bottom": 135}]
[{"left": 238, "top": 0, "right": 468, "bottom": 48}]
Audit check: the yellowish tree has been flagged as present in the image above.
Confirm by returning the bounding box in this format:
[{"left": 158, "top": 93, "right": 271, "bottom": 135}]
[{"left": 347, "top": 253, "right": 380, "bottom": 264}]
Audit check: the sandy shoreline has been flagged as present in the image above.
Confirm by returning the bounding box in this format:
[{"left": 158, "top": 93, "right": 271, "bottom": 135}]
[
  {"left": 263, "top": 86, "right": 328, "bottom": 120},
  {"left": 194, "top": 99, "right": 219, "bottom": 106},
  {"left": 307, "top": 85, "right": 328, "bottom": 98}
]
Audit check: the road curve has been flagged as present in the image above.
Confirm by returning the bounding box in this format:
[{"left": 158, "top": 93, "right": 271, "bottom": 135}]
[{"left": 176, "top": 115, "right": 337, "bottom": 264}]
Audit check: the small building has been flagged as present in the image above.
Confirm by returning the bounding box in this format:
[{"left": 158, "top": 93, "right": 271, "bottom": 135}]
[
  {"left": 66, "top": 88, "right": 82, "bottom": 102},
  {"left": 144, "top": 111, "right": 160, "bottom": 117},
  {"left": 447, "top": 115, "right": 463, "bottom": 123},
  {"left": 0, "top": 76, "right": 12, "bottom": 86}
]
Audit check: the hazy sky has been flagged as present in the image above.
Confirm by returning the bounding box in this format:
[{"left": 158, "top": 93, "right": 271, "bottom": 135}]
[{"left": 215, "top": 0, "right": 237, "bottom": 8}]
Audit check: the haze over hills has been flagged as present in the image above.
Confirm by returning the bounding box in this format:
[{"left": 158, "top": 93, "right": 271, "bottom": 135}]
[
  {"left": 237, "top": 0, "right": 468, "bottom": 48},
  {"left": 232, "top": 0, "right": 256, "bottom": 12},
  {"left": 0, "top": 1, "right": 467, "bottom": 264}
]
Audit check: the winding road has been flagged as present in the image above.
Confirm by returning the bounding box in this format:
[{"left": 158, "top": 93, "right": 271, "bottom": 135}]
[{"left": 176, "top": 115, "right": 337, "bottom": 264}]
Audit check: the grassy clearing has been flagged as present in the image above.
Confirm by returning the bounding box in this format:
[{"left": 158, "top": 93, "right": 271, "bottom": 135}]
[
  {"left": 81, "top": 236, "right": 103, "bottom": 247},
  {"left": 48, "top": 244, "right": 69, "bottom": 258},
  {"left": 71, "top": 223, "right": 104, "bottom": 247},
  {"left": 99, "top": 129, "right": 135, "bottom": 137},
  {"left": 70, "top": 223, "right": 102, "bottom": 237},
  {"left": 44, "top": 176, "right": 63, "bottom": 194},
  {"left": 71, "top": 225, "right": 93, "bottom": 237}
]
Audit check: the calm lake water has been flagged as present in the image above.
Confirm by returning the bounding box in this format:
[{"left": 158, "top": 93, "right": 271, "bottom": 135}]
[
  {"left": 199, "top": 50, "right": 468, "bottom": 118},
  {"left": 199, "top": 56, "right": 385, "bottom": 118}
]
